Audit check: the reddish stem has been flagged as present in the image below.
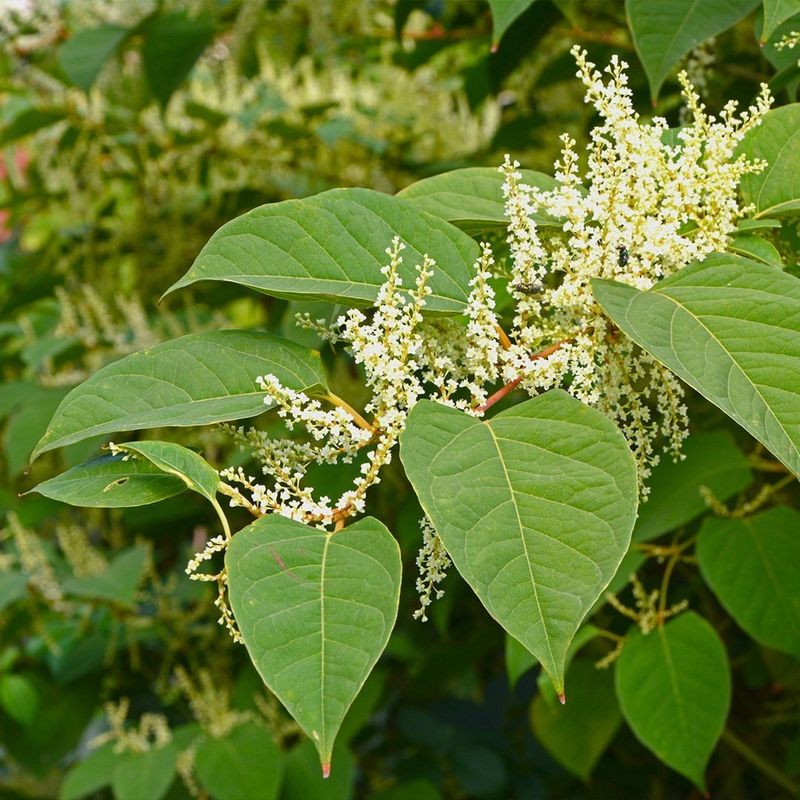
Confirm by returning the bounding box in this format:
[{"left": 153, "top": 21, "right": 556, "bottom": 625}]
[{"left": 477, "top": 339, "right": 570, "bottom": 413}]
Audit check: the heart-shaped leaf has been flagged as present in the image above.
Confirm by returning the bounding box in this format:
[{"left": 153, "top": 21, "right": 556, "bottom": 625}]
[
  {"left": 615, "top": 612, "right": 731, "bottom": 791},
  {"left": 226, "top": 515, "right": 401, "bottom": 774},
  {"left": 400, "top": 391, "right": 638, "bottom": 695},
  {"left": 697, "top": 506, "right": 800, "bottom": 657},
  {"left": 593, "top": 254, "right": 800, "bottom": 478},
  {"left": 164, "top": 188, "right": 478, "bottom": 313},
  {"left": 32, "top": 330, "right": 326, "bottom": 459}
]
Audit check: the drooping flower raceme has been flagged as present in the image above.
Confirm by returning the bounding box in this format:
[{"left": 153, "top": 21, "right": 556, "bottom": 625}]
[{"left": 498, "top": 47, "right": 772, "bottom": 488}]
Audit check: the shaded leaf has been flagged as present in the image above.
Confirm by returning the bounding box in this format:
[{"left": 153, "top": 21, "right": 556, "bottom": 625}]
[
  {"left": 615, "top": 612, "right": 731, "bottom": 790},
  {"left": 195, "top": 721, "right": 282, "bottom": 800},
  {"left": 697, "top": 506, "right": 800, "bottom": 657},
  {"left": 0, "top": 572, "right": 28, "bottom": 613},
  {"left": 0, "top": 673, "right": 39, "bottom": 727},
  {"left": 400, "top": 391, "right": 638, "bottom": 695},
  {"left": 626, "top": 0, "right": 760, "bottom": 99},
  {"left": 111, "top": 744, "right": 177, "bottom": 800},
  {"left": 0, "top": 107, "right": 64, "bottom": 146},
  {"left": 397, "top": 167, "right": 559, "bottom": 235},
  {"left": 164, "top": 189, "right": 478, "bottom": 314},
  {"left": 729, "top": 233, "right": 782, "bottom": 268},
  {"left": 32, "top": 331, "right": 326, "bottom": 459},
  {"left": 143, "top": 11, "right": 214, "bottom": 106},
  {"left": 58, "top": 25, "right": 129, "bottom": 91},
  {"left": 30, "top": 454, "right": 187, "bottom": 508},
  {"left": 531, "top": 659, "right": 621, "bottom": 781},
  {"left": 634, "top": 430, "right": 752, "bottom": 542},
  {"left": 226, "top": 515, "right": 401, "bottom": 773},
  {"left": 489, "top": 0, "right": 540, "bottom": 45},
  {"left": 739, "top": 104, "right": 800, "bottom": 217},
  {"left": 593, "top": 254, "right": 800, "bottom": 478},
  {"left": 282, "top": 740, "right": 355, "bottom": 800},
  {"left": 63, "top": 545, "right": 149, "bottom": 607},
  {"left": 59, "top": 743, "right": 118, "bottom": 800}
]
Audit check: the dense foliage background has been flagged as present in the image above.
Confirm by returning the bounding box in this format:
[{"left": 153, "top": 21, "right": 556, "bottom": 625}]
[{"left": 2, "top": 1, "right": 800, "bottom": 798}]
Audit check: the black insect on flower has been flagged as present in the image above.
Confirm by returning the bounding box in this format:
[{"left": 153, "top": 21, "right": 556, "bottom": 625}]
[
  {"left": 617, "top": 246, "right": 630, "bottom": 268},
  {"left": 513, "top": 281, "right": 544, "bottom": 295}
]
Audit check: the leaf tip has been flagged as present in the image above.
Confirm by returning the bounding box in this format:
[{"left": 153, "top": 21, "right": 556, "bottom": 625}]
[
  {"left": 558, "top": 692, "right": 566, "bottom": 705},
  {"left": 490, "top": 40, "right": 499, "bottom": 54},
  {"left": 322, "top": 762, "right": 331, "bottom": 779}
]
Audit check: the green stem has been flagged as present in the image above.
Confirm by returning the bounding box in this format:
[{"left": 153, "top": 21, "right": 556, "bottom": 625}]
[
  {"left": 322, "top": 392, "right": 374, "bottom": 433},
  {"left": 721, "top": 728, "right": 799, "bottom": 796},
  {"left": 211, "top": 497, "right": 232, "bottom": 540}
]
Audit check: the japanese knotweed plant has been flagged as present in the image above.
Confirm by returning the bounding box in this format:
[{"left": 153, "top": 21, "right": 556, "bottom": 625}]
[{"left": 29, "top": 50, "right": 800, "bottom": 788}]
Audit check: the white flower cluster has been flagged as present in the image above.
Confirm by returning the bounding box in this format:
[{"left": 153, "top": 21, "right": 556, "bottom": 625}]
[
  {"left": 775, "top": 31, "right": 800, "bottom": 51},
  {"left": 496, "top": 47, "right": 772, "bottom": 488},
  {"left": 413, "top": 516, "right": 452, "bottom": 622}
]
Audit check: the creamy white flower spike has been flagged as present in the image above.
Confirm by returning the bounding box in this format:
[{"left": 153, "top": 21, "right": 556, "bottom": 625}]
[{"left": 498, "top": 47, "right": 772, "bottom": 489}]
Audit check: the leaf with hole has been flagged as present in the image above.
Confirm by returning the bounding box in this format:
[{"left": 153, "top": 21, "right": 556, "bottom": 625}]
[
  {"left": 164, "top": 188, "right": 478, "bottom": 313},
  {"left": 30, "top": 454, "right": 187, "bottom": 507},
  {"left": 615, "top": 612, "right": 731, "bottom": 790},
  {"left": 226, "top": 515, "right": 401, "bottom": 774},
  {"left": 31, "top": 330, "right": 326, "bottom": 459},
  {"left": 593, "top": 254, "right": 800, "bottom": 478},
  {"left": 400, "top": 390, "right": 638, "bottom": 696}
]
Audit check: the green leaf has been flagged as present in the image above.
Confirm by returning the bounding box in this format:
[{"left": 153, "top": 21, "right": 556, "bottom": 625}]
[
  {"left": 739, "top": 104, "right": 800, "bottom": 218},
  {"left": 697, "top": 506, "right": 800, "bottom": 657},
  {"left": 761, "top": 0, "right": 800, "bottom": 41},
  {"left": 531, "top": 659, "right": 621, "bottom": 781},
  {"left": 505, "top": 634, "right": 536, "bottom": 688},
  {"left": 592, "top": 255, "right": 800, "bottom": 478},
  {"left": 59, "top": 743, "right": 118, "bottom": 800},
  {"left": 143, "top": 11, "right": 215, "bottom": 106},
  {"left": 111, "top": 744, "right": 177, "bottom": 800},
  {"left": 0, "top": 107, "right": 64, "bottom": 146},
  {"left": 615, "top": 612, "right": 731, "bottom": 790},
  {"left": 488, "top": 0, "right": 539, "bottom": 45},
  {"left": 0, "top": 673, "right": 39, "bottom": 727},
  {"left": 32, "top": 330, "right": 326, "bottom": 459},
  {"left": 63, "top": 545, "right": 149, "bottom": 607},
  {"left": 400, "top": 391, "right": 638, "bottom": 696},
  {"left": 226, "top": 515, "right": 401, "bottom": 774},
  {"left": 115, "top": 441, "right": 220, "bottom": 504},
  {"left": 5, "top": 388, "right": 68, "bottom": 476},
  {"left": 57, "top": 25, "right": 129, "bottom": 91},
  {"left": 634, "top": 430, "right": 752, "bottom": 542},
  {"left": 626, "top": 0, "right": 760, "bottom": 99},
  {"left": 0, "top": 572, "right": 28, "bottom": 613},
  {"left": 195, "top": 721, "right": 282, "bottom": 800},
  {"left": 30, "top": 454, "right": 187, "bottom": 508},
  {"left": 397, "top": 167, "right": 559, "bottom": 235},
  {"left": 164, "top": 189, "right": 479, "bottom": 314},
  {"left": 729, "top": 233, "right": 782, "bottom": 268},
  {"left": 282, "top": 740, "right": 355, "bottom": 800}
]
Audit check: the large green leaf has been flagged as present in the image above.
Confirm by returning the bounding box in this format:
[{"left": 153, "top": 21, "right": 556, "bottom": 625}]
[
  {"left": 697, "top": 506, "right": 800, "bottom": 657},
  {"left": 615, "top": 612, "right": 731, "bottom": 790},
  {"left": 226, "top": 515, "right": 401, "bottom": 774},
  {"left": 30, "top": 454, "right": 187, "bottom": 508},
  {"left": 195, "top": 722, "right": 282, "bottom": 800},
  {"left": 761, "top": 0, "right": 800, "bottom": 42},
  {"left": 531, "top": 659, "right": 621, "bottom": 781},
  {"left": 164, "top": 189, "right": 479, "bottom": 314},
  {"left": 31, "top": 330, "right": 326, "bottom": 459},
  {"left": 488, "top": 0, "right": 539, "bottom": 45},
  {"left": 634, "top": 430, "right": 752, "bottom": 542},
  {"left": 593, "top": 255, "right": 800, "bottom": 478},
  {"left": 114, "top": 441, "right": 220, "bottom": 504},
  {"left": 57, "top": 25, "right": 129, "bottom": 91},
  {"left": 400, "top": 391, "right": 638, "bottom": 695},
  {"left": 142, "top": 11, "right": 215, "bottom": 106},
  {"left": 626, "top": 0, "right": 760, "bottom": 99},
  {"left": 397, "top": 167, "right": 559, "bottom": 235},
  {"left": 739, "top": 104, "right": 800, "bottom": 218}
]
